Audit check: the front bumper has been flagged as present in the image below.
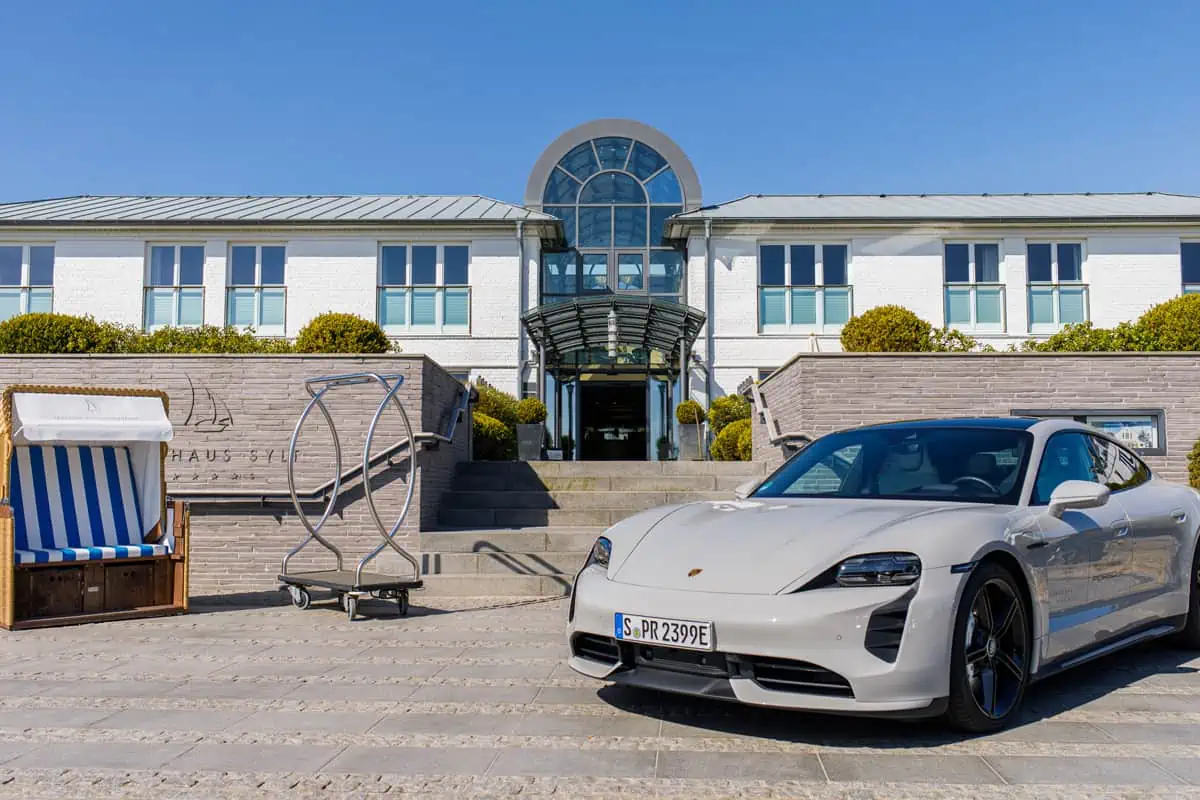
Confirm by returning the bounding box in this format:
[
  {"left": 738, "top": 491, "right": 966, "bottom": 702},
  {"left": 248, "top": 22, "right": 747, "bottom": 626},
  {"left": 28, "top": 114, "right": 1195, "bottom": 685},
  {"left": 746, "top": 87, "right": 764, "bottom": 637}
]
[{"left": 566, "top": 565, "right": 965, "bottom": 717}]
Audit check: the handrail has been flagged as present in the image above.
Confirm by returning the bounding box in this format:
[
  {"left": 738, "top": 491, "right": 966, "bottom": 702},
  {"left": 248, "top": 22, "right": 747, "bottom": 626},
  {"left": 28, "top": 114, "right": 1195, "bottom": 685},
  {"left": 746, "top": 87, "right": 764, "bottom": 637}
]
[
  {"left": 749, "top": 381, "right": 812, "bottom": 448},
  {"left": 168, "top": 384, "right": 468, "bottom": 504}
]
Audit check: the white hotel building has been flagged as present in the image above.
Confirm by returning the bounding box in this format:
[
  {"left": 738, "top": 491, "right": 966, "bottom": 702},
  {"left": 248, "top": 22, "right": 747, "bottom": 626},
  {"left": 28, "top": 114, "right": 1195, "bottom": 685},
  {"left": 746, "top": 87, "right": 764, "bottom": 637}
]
[{"left": 2, "top": 118, "right": 1200, "bottom": 460}]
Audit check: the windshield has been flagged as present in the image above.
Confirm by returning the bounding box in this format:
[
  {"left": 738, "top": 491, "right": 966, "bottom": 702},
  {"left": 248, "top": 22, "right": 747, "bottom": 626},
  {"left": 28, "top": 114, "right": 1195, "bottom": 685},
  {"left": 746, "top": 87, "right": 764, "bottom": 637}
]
[{"left": 752, "top": 425, "right": 1033, "bottom": 504}]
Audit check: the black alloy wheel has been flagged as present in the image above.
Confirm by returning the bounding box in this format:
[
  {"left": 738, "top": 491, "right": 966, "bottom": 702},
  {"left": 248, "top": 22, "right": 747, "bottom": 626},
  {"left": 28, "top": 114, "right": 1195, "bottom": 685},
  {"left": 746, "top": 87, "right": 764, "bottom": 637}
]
[{"left": 1173, "top": 541, "right": 1200, "bottom": 649}]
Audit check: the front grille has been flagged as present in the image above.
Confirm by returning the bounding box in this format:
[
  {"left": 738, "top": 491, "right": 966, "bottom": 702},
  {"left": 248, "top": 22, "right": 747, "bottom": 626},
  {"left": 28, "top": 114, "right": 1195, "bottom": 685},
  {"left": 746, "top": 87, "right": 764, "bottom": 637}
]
[
  {"left": 572, "top": 633, "right": 620, "bottom": 665},
  {"left": 864, "top": 591, "right": 914, "bottom": 663},
  {"left": 631, "top": 644, "right": 729, "bottom": 677},
  {"left": 748, "top": 656, "right": 854, "bottom": 697}
]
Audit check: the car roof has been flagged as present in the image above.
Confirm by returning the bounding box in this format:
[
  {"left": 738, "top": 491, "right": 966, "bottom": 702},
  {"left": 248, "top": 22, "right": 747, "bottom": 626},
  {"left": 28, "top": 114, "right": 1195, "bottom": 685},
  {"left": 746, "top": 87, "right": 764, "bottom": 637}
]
[{"left": 855, "top": 416, "right": 1043, "bottom": 432}]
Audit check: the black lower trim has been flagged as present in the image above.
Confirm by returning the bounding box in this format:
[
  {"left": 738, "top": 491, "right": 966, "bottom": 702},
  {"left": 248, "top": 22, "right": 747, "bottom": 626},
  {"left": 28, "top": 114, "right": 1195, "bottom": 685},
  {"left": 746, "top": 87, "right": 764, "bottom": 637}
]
[
  {"left": 1033, "top": 614, "right": 1187, "bottom": 682},
  {"left": 610, "top": 665, "right": 738, "bottom": 700}
]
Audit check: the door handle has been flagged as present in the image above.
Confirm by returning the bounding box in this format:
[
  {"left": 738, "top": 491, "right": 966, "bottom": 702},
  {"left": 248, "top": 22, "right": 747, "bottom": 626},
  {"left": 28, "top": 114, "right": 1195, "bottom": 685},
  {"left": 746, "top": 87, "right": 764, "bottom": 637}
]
[
  {"left": 1110, "top": 524, "right": 1130, "bottom": 538},
  {"left": 1172, "top": 509, "right": 1188, "bottom": 525}
]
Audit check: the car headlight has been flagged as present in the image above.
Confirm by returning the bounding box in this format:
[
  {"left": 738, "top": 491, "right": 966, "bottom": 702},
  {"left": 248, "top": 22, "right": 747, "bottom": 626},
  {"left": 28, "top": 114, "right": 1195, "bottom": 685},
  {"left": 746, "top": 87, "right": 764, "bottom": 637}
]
[
  {"left": 584, "top": 536, "right": 611, "bottom": 570},
  {"left": 835, "top": 552, "right": 921, "bottom": 587}
]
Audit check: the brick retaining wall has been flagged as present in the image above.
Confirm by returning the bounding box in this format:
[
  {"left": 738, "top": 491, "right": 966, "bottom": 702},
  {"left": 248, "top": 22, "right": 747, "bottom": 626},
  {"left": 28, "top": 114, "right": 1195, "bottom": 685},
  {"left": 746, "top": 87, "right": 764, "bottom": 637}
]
[
  {"left": 753, "top": 353, "right": 1200, "bottom": 484},
  {"left": 0, "top": 355, "right": 467, "bottom": 596}
]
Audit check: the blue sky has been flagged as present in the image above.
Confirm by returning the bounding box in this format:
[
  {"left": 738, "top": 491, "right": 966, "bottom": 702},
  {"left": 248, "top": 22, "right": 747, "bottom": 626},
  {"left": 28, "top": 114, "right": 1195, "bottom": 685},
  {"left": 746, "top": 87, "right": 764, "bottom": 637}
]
[{"left": 2, "top": 0, "right": 1197, "bottom": 205}]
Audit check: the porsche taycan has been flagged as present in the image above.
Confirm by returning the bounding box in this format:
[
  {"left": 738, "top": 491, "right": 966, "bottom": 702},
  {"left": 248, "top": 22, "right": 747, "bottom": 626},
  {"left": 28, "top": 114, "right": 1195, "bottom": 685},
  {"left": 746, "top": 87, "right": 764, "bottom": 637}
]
[{"left": 566, "top": 417, "right": 1200, "bottom": 732}]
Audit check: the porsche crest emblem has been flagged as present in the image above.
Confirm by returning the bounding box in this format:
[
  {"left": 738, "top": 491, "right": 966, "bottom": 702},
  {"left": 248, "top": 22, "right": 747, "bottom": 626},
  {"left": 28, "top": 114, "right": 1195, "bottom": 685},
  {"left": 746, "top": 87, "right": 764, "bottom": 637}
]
[{"left": 687, "top": 568, "right": 703, "bottom": 577}]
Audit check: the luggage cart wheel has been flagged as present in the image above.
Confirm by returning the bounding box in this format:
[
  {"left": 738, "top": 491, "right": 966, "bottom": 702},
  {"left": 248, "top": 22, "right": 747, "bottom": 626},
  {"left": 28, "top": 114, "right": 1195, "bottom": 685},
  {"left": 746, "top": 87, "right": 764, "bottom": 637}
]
[
  {"left": 397, "top": 590, "right": 409, "bottom": 617},
  {"left": 289, "top": 586, "right": 311, "bottom": 610},
  {"left": 337, "top": 592, "right": 347, "bottom": 612},
  {"left": 346, "top": 594, "right": 358, "bottom": 621}
]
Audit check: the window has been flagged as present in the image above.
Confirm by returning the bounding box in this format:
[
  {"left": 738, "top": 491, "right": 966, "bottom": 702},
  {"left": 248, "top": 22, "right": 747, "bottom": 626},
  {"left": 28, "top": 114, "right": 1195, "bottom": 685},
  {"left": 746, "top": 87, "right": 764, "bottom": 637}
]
[
  {"left": 227, "top": 245, "right": 286, "bottom": 335},
  {"left": 759, "top": 243, "right": 851, "bottom": 331},
  {"left": 944, "top": 243, "right": 1004, "bottom": 329},
  {"left": 1027, "top": 242, "right": 1087, "bottom": 330},
  {"left": 1088, "top": 436, "right": 1151, "bottom": 492},
  {"left": 1012, "top": 408, "right": 1165, "bottom": 456},
  {"left": 145, "top": 245, "right": 204, "bottom": 329},
  {"left": 378, "top": 244, "right": 470, "bottom": 331},
  {"left": 1184, "top": 242, "right": 1200, "bottom": 294},
  {"left": 1031, "top": 432, "right": 1099, "bottom": 505},
  {"left": 0, "top": 245, "right": 53, "bottom": 321}
]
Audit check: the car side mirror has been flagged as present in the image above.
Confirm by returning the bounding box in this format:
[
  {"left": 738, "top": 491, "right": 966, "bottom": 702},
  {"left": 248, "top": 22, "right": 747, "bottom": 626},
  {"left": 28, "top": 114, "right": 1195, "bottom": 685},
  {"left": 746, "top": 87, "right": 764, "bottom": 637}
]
[
  {"left": 1048, "top": 480, "right": 1110, "bottom": 518},
  {"left": 733, "top": 479, "right": 759, "bottom": 500}
]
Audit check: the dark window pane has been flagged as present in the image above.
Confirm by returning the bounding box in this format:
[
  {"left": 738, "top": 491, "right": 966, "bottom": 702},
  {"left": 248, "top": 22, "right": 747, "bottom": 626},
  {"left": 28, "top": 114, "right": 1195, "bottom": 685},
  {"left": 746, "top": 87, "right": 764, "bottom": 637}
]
[
  {"left": 0, "top": 247, "right": 20, "bottom": 285},
  {"left": 260, "top": 246, "right": 285, "bottom": 284},
  {"left": 541, "top": 251, "right": 578, "bottom": 296},
  {"left": 975, "top": 244, "right": 999, "bottom": 283},
  {"left": 645, "top": 169, "right": 683, "bottom": 204},
  {"left": 1033, "top": 432, "right": 1098, "bottom": 504},
  {"left": 179, "top": 246, "right": 204, "bottom": 285},
  {"left": 823, "top": 244, "right": 848, "bottom": 285},
  {"left": 444, "top": 246, "right": 469, "bottom": 284},
  {"left": 944, "top": 243, "right": 969, "bottom": 283},
  {"left": 579, "top": 172, "right": 645, "bottom": 204},
  {"left": 577, "top": 207, "right": 612, "bottom": 247},
  {"left": 627, "top": 141, "right": 667, "bottom": 180},
  {"left": 230, "top": 246, "right": 257, "bottom": 285},
  {"left": 581, "top": 253, "right": 608, "bottom": 291},
  {"left": 557, "top": 142, "right": 599, "bottom": 181},
  {"left": 649, "top": 206, "right": 680, "bottom": 245},
  {"left": 1058, "top": 243, "right": 1082, "bottom": 282},
  {"left": 790, "top": 245, "right": 815, "bottom": 286},
  {"left": 650, "top": 250, "right": 684, "bottom": 294},
  {"left": 618, "top": 254, "right": 643, "bottom": 290},
  {"left": 760, "top": 245, "right": 785, "bottom": 286},
  {"left": 1184, "top": 243, "right": 1200, "bottom": 285},
  {"left": 1027, "top": 243, "right": 1052, "bottom": 282},
  {"left": 544, "top": 206, "right": 576, "bottom": 247},
  {"left": 28, "top": 246, "right": 54, "bottom": 286},
  {"left": 381, "top": 245, "right": 407, "bottom": 285},
  {"left": 542, "top": 167, "right": 580, "bottom": 204},
  {"left": 149, "top": 246, "right": 175, "bottom": 286},
  {"left": 613, "top": 206, "right": 646, "bottom": 247},
  {"left": 412, "top": 245, "right": 436, "bottom": 285},
  {"left": 592, "top": 137, "right": 631, "bottom": 170}
]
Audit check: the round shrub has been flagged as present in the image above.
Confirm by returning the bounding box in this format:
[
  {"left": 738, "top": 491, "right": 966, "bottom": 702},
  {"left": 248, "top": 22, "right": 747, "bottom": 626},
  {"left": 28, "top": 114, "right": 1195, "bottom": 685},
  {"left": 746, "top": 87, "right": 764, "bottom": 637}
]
[
  {"left": 1136, "top": 294, "right": 1200, "bottom": 351},
  {"left": 516, "top": 397, "right": 547, "bottom": 425},
  {"left": 473, "top": 412, "right": 515, "bottom": 461},
  {"left": 737, "top": 421, "right": 753, "bottom": 461},
  {"left": 474, "top": 381, "right": 520, "bottom": 430},
  {"left": 1190, "top": 438, "right": 1200, "bottom": 490},
  {"left": 675, "top": 399, "right": 705, "bottom": 426},
  {"left": 707, "top": 394, "right": 750, "bottom": 435},
  {"left": 928, "top": 327, "right": 978, "bottom": 353},
  {"left": 841, "top": 305, "right": 933, "bottom": 352},
  {"left": 0, "top": 313, "right": 135, "bottom": 354},
  {"left": 294, "top": 312, "right": 391, "bottom": 354},
  {"left": 710, "top": 418, "right": 751, "bottom": 461}
]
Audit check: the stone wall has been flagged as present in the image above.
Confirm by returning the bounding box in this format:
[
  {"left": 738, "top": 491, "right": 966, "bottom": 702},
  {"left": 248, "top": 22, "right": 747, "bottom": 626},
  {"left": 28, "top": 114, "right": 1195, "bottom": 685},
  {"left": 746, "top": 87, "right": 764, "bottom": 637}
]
[
  {"left": 753, "top": 353, "right": 1200, "bottom": 484},
  {"left": 0, "top": 355, "right": 467, "bottom": 597}
]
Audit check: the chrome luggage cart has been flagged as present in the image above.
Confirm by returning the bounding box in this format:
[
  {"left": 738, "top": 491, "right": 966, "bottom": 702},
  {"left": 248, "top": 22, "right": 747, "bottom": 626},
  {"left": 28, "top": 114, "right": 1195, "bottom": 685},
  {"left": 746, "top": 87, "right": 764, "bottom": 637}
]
[{"left": 277, "top": 372, "right": 422, "bottom": 620}]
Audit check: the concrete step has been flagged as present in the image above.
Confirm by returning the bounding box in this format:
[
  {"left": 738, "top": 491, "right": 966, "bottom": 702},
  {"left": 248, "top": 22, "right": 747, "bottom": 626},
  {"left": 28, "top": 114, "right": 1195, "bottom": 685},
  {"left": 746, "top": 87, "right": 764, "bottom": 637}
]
[
  {"left": 421, "top": 527, "right": 605, "bottom": 554},
  {"left": 439, "top": 506, "right": 688, "bottom": 527},
  {"left": 420, "top": 550, "right": 586, "bottom": 576},
  {"left": 441, "top": 489, "right": 731, "bottom": 511},
  {"left": 453, "top": 460, "right": 768, "bottom": 478},
  {"left": 417, "top": 574, "right": 573, "bottom": 597},
  {"left": 450, "top": 473, "right": 753, "bottom": 492}
]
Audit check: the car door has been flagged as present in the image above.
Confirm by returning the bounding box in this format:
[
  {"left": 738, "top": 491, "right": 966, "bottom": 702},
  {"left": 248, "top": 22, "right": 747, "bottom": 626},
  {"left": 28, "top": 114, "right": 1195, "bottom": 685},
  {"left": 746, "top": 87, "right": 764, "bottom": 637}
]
[{"left": 1026, "top": 431, "right": 1132, "bottom": 663}]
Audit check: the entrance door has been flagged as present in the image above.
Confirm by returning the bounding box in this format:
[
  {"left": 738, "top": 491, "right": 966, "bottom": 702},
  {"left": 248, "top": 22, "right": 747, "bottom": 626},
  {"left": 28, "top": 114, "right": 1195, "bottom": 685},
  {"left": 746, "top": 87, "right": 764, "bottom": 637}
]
[{"left": 579, "top": 381, "right": 648, "bottom": 460}]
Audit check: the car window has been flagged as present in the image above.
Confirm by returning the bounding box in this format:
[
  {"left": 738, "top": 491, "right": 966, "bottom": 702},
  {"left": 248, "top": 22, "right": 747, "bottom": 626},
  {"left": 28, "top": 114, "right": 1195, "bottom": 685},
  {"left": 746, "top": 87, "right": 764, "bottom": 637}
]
[
  {"left": 1032, "top": 432, "right": 1101, "bottom": 505},
  {"left": 780, "top": 444, "right": 861, "bottom": 495},
  {"left": 1089, "top": 434, "right": 1151, "bottom": 492}
]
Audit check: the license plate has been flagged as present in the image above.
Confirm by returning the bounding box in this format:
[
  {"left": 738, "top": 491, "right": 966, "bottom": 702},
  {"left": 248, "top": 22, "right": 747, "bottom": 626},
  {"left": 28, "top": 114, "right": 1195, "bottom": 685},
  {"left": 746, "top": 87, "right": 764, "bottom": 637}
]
[{"left": 614, "top": 612, "right": 714, "bottom": 651}]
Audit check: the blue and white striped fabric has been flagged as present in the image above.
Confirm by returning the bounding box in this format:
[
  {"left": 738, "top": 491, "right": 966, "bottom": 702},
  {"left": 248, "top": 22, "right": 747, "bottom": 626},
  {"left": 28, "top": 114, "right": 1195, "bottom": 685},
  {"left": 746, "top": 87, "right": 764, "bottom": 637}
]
[{"left": 10, "top": 445, "right": 169, "bottom": 565}]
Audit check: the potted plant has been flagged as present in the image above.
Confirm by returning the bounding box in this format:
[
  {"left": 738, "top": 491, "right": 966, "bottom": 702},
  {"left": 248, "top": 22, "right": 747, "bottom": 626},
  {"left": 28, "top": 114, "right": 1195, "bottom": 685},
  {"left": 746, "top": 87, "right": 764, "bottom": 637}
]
[
  {"left": 675, "top": 400, "right": 706, "bottom": 461},
  {"left": 656, "top": 435, "right": 672, "bottom": 461},
  {"left": 515, "top": 397, "right": 548, "bottom": 461}
]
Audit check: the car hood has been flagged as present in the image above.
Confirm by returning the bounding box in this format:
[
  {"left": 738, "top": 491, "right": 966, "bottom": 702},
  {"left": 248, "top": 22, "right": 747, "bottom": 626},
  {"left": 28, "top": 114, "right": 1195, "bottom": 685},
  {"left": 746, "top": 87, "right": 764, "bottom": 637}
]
[{"left": 610, "top": 497, "right": 999, "bottom": 595}]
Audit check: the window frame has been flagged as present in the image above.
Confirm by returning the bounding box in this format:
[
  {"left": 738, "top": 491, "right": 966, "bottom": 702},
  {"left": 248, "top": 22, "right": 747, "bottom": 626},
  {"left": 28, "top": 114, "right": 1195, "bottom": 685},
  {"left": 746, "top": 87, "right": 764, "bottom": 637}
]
[
  {"left": 1183, "top": 241, "right": 1200, "bottom": 295},
  {"left": 942, "top": 241, "right": 1006, "bottom": 332},
  {"left": 0, "top": 243, "right": 54, "bottom": 320},
  {"left": 225, "top": 243, "right": 287, "bottom": 336},
  {"left": 1026, "top": 240, "right": 1089, "bottom": 332},
  {"left": 757, "top": 241, "right": 853, "bottom": 333},
  {"left": 144, "top": 243, "right": 206, "bottom": 330},
  {"left": 376, "top": 242, "right": 472, "bottom": 334},
  {"left": 1012, "top": 407, "right": 1166, "bottom": 457}
]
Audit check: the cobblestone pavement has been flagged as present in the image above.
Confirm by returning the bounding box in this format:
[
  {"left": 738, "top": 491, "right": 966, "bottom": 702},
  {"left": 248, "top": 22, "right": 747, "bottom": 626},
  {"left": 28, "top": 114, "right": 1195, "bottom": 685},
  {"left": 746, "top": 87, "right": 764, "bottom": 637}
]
[{"left": 1, "top": 596, "right": 1200, "bottom": 798}]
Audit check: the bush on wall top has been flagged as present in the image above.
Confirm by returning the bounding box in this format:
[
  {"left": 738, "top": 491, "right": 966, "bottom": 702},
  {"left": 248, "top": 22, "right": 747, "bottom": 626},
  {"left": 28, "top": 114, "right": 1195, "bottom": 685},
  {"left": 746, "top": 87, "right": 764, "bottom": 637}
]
[
  {"left": 294, "top": 312, "right": 394, "bottom": 354},
  {"left": 840, "top": 305, "right": 977, "bottom": 353}
]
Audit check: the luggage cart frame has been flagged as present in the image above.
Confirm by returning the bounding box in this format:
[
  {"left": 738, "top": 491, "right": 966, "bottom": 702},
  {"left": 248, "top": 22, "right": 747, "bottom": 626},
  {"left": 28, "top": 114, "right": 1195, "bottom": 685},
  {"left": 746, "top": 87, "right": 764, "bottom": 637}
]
[{"left": 277, "top": 372, "right": 422, "bottom": 620}]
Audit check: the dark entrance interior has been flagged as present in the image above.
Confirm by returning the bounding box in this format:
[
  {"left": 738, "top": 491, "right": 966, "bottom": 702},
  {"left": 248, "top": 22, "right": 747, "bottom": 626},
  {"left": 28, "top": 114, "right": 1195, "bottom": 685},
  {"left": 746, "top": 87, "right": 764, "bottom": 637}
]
[{"left": 579, "top": 381, "right": 647, "bottom": 460}]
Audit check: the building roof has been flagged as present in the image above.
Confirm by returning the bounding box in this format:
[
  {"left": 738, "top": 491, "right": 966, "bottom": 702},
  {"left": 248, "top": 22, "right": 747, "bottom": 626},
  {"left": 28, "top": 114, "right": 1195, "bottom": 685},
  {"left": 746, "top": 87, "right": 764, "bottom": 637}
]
[
  {"left": 0, "top": 195, "right": 558, "bottom": 226},
  {"left": 665, "top": 192, "right": 1200, "bottom": 234}
]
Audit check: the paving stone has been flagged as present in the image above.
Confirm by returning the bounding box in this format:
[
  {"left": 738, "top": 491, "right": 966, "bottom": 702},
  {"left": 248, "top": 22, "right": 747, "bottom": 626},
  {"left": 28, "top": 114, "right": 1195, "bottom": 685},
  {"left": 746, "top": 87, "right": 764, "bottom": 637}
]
[
  {"left": 1094, "top": 722, "right": 1200, "bottom": 744},
  {"left": 326, "top": 745, "right": 497, "bottom": 775},
  {"left": 96, "top": 708, "right": 251, "bottom": 732},
  {"left": 0, "top": 742, "right": 37, "bottom": 766},
  {"left": 488, "top": 747, "right": 656, "bottom": 778},
  {"left": 288, "top": 682, "right": 417, "bottom": 703},
  {"left": 406, "top": 685, "right": 539, "bottom": 704},
  {"left": 168, "top": 743, "right": 344, "bottom": 773},
  {"left": 657, "top": 751, "right": 825, "bottom": 781},
  {"left": 372, "top": 713, "right": 524, "bottom": 736},
  {"left": 0, "top": 708, "right": 116, "bottom": 729},
  {"left": 8, "top": 742, "right": 192, "bottom": 770},
  {"left": 1153, "top": 757, "right": 1200, "bottom": 785},
  {"left": 513, "top": 713, "right": 660, "bottom": 737},
  {"left": 820, "top": 753, "right": 1002, "bottom": 784},
  {"left": 230, "top": 710, "right": 386, "bottom": 734},
  {"left": 985, "top": 755, "right": 1182, "bottom": 785}
]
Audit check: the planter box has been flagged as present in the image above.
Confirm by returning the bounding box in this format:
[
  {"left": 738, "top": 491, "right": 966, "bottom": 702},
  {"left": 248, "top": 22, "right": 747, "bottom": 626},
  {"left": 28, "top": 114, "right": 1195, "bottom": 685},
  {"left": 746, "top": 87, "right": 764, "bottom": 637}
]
[
  {"left": 517, "top": 423, "right": 545, "bottom": 461},
  {"left": 678, "top": 424, "right": 706, "bottom": 461}
]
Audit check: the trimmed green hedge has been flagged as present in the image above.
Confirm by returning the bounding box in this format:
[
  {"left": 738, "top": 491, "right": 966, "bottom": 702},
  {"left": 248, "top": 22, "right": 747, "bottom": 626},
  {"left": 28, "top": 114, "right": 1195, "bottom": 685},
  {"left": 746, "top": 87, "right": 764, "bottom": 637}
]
[
  {"left": 737, "top": 422, "right": 752, "bottom": 461},
  {"left": 475, "top": 381, "right": 520, "bottom": 429},
  {"left": 473, "top": 412, "right": 515, "bottom": 460},
  {"left": 841, "top": 305, "right": 977, "bottom": 353},
  {"left": 707, "top": 394, "right": 750, "bottom": 436},
  {"left": 294, "top": 312, "right": 393, "bottom": 354},
  {"left": 516, "top": 397, "right": 547, "bottom": 425},
  {"left": 675, "top": 399, "right": 705, "bottom": 426},
  {"left": 711, "top": 418, "right": 751, "bottom": 461}
]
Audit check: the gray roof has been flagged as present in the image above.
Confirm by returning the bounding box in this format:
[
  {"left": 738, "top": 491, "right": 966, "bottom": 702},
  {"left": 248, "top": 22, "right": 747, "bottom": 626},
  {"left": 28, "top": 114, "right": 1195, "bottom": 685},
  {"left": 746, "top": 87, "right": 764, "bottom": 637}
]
[
  {"left": 0, "top": 195, "right": 557, "bottom": 226},
  {"left": 666, "top": 192, "right": 1200, "bottom": 232}
]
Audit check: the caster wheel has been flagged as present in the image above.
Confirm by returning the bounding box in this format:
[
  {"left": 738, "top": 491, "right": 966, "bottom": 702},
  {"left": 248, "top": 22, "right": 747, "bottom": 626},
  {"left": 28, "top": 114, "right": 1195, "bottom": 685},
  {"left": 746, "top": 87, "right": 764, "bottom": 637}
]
[
  {"left": 337, "top": 592, "right": 348, "bottom": 611},
  {"left": 290, "top": 586, "right": 311, "bottom": 610},
  {"left": 397, "top": 591, "right": 409, "bottom": 617},
  {"left": 346, "top": 594, "right": 358, "bottom": 621}
]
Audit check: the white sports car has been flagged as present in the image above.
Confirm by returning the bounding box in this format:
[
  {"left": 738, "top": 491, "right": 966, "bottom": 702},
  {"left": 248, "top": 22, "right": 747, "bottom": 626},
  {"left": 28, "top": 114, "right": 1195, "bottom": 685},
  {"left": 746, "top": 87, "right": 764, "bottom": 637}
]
[{"left": 566, "top": 417, "right": 1200, "bottom": 732}]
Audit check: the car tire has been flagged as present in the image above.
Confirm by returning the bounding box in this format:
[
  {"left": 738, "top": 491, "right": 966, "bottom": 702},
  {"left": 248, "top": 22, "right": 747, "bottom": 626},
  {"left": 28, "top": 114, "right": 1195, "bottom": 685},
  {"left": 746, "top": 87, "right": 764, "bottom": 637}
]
[
  {"left": 943, "top": 561, "right": 1031, "bottom": 734},
  {"left": 1172, "top": 541, "right": 1200, "bottom": 649}
]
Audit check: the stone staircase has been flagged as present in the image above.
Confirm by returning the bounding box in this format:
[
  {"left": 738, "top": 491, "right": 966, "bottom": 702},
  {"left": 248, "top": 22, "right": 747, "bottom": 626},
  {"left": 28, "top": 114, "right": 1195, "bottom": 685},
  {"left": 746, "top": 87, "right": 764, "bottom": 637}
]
[{"left": 419, "top": 460, "right": 769, "bottom": 596}]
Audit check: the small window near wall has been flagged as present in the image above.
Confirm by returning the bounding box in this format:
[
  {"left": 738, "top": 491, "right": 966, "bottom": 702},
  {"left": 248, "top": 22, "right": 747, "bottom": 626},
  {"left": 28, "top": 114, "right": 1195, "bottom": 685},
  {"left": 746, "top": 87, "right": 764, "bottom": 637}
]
[
  {"left": 1012, "top": 408, "right": 1165, "bottom": 456},
  {"left": 759, "top": 243, "right": 851, "bottom": 331}
]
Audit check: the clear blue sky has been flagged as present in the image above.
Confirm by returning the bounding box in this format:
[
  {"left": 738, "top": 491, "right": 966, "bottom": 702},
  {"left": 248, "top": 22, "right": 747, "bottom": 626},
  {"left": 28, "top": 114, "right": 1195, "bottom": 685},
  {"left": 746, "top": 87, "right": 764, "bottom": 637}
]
[{"left": 2, "top": 0, "right": 1198, "bottom": 205}]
